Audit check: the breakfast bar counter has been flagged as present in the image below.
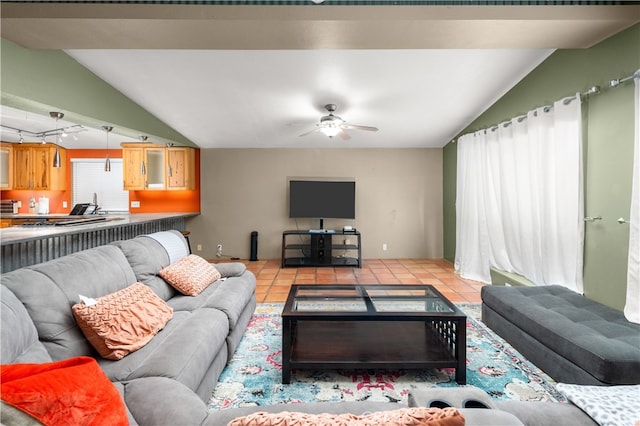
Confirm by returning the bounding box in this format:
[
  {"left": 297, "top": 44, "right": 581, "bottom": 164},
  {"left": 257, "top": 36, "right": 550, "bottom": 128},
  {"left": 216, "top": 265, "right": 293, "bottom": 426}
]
[{"left": 0, "top": 212, "right": 198, "bottom": 272}]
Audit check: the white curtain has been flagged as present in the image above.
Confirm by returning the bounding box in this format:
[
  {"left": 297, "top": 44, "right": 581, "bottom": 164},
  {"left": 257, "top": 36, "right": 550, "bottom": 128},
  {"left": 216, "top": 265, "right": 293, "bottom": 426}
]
[
  {"left": 624, "top": 72, "right": 640, "bottom": 324},
  {"left": 455, "top": 95, "right": 584, "bottom": 292}
]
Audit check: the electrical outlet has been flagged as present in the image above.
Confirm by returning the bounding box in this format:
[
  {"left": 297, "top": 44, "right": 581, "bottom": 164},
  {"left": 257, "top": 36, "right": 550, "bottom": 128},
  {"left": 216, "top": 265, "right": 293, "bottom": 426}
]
[
  {"left": 62, "top": 201, "right": 68, "bottom": 209},
  {"left": 196, "top": 244, "right": 202, "bottom": 252},
  {"left": 382, "top": 243, "right": 388, "bottom": 251},
  {"left": 131, "top": 201, "right": 141, "bottom": 208},
  {"left": 216, "top": 244, "right": 223, "bottom": 257}
]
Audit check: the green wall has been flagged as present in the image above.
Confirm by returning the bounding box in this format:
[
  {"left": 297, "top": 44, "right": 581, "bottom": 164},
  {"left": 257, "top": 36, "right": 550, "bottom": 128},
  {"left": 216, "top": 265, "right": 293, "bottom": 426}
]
[
  {"left": 443, "top": 24, "right": 639, "bottom": 310},
  {"left": 1, "top": 39, "right": 195, "bottom": 147}
]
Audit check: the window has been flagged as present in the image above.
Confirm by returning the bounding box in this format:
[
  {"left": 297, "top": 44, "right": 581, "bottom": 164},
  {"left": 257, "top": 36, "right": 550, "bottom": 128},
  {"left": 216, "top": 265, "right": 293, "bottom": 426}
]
[{"left": 71, "top": 159, "right": 129, "bottom": 213}]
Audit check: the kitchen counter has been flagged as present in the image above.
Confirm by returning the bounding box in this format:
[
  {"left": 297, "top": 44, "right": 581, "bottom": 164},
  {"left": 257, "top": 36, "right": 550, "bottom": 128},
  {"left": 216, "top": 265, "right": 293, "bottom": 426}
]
[{"left": 1, "top": 212, "right": 198, "bottom": 272}]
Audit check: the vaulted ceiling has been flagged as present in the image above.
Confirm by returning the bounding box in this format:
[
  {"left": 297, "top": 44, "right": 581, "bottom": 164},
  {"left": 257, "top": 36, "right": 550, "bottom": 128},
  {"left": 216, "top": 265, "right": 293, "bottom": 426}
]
[{"left": 1, "top": 3, "right": 638, "bottom": 149}]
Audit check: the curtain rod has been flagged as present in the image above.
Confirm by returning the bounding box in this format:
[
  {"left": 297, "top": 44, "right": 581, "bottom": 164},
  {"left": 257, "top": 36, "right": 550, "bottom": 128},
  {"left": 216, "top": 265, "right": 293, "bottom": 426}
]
[
  {"left": 609, "top": 70, "right": 640, "bottom": 88},
  {"left": 451, "top": 68, "right": 640, "bottom": 143}
]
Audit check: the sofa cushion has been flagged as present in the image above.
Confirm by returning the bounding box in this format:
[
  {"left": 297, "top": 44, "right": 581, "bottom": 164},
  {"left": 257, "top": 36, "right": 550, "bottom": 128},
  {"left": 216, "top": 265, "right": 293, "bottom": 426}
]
[
  {"left": 159, "top": 254, "right": 221, "bottom": 296},
  {"left": 111, "top": 235, "right": 177, "bottom": 301},
  {"left": 0, "top": 286, "right": 51, "bottom": 364},
  {"left": 97, "top": 308, "right": 229, "bottom": 393},
  {"left": 72, "top": 283, "right": 173, "bottom": 360},
  {"left": 0, "top": 245, "right": 137, "bottom": 360},
  {"left": 167, "top": 271, "right": 256, "bottom": 329},
  {"left": 227, "top": 407, "right": 465, "bottom": 426},
  {"left": 481, "top": 285, "right": 640, "bottom": 384},
  {"left": 0, "top": 356, "right": 128, "bottom": 426}
]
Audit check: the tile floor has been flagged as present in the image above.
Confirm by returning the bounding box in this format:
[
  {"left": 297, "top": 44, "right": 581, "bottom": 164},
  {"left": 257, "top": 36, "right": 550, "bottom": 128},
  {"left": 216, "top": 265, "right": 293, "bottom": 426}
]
[{"left": 216, "top": 258, "right": 485, "bottom": 305}]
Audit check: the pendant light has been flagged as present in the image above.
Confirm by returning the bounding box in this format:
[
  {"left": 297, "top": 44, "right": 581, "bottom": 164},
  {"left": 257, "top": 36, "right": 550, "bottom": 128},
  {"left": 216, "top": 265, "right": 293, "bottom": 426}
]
[
  {"left": 139, "top": 136, "right": 147, "bottom": 175},
  {"left": 52, "top": 141, "right": 61, "bottom": 168},
  {"left": 49, "top": 112, "right": 64, "bottom": 168},
  {"left": 102, "top": 126, "right": 113, "bottom": 172}
]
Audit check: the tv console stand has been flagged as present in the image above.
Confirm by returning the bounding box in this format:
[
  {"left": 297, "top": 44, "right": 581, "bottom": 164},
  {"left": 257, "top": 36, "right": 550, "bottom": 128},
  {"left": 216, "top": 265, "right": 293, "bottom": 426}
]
[{"left": 282, "top": 230, "right": 361, "bottom": 268}]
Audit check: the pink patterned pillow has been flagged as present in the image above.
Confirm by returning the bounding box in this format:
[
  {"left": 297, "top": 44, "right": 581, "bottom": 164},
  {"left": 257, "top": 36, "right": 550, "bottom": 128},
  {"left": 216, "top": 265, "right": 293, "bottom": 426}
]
[
  {"left": 159, "top": 254, "right": 221, "bottom": 296},
  {"left": 228, "top": 407, "right": 465, "bottom": 426},
  {"left": 72, "top": 283, "right": 173, "bottom": 360}
]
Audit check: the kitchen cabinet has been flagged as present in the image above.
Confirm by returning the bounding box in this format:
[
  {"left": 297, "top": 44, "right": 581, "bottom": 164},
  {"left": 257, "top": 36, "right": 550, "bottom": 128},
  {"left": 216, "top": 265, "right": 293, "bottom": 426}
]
[
  {"left": 1, "top": 142, "right": 13, "bottom": 189},
  {"left": 12, "top": 143, "right": 66, "bottom": 190},
  {"left": 121, "top": 143, "right": 195, "bottom": 190},
  {"left": 121, "top": 143, "right": 165, "bottom": 190},
  {"left": 167, "top": 147, "right": 195, "bottom": 190},
  {"left": 122, "top": 145, "right": 145, "bottom": 189}
]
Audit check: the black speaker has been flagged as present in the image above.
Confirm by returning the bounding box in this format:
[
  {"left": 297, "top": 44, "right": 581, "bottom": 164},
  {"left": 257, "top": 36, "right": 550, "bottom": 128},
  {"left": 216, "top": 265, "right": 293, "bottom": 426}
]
[{"left": 250, "top": 231, "right": 258, "bottom": 261}]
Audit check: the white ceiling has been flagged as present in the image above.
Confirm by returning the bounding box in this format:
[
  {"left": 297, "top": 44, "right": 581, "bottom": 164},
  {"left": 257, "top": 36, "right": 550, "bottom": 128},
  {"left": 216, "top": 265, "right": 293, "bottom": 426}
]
[
  {"left": 1, "top": 3, "right": 637, "bottom": 149},
  {"left": 63, "top": 48, "right": 553, "bottom": 149}
]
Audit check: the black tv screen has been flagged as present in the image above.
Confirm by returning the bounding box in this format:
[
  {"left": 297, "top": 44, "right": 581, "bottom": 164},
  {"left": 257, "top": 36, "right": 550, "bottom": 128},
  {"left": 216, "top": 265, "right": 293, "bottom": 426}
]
[{"left": 289, "top": 180, "right": 355, "bottom": 219}]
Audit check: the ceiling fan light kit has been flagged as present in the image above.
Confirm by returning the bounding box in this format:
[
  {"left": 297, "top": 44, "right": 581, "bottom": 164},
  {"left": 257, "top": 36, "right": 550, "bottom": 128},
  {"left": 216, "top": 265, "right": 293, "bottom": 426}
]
[{"left": 299, "top": 104, "right": 378, "bottom": 140}]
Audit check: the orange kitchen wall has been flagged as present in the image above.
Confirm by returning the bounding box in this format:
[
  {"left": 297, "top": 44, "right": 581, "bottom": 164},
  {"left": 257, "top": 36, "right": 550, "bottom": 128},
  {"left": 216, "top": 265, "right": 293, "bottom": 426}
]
[
  {"left": 130, "top": 147, "right": 201, "bottom": 213},
  {"left": 1, "top": 148, "right": 200, "bottom": 214}
]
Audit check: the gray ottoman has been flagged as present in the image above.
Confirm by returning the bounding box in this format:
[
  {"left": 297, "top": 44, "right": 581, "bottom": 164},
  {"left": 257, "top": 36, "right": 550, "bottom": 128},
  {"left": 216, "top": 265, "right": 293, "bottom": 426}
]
[{"left": 481, "top": 285, "right": 640, "bottom": 385}]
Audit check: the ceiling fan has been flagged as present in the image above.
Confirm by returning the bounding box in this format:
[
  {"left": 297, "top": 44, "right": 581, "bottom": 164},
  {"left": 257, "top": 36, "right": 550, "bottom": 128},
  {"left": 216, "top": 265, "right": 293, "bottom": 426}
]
[{"left": 298, "top": 104, "right": 379, "bottom": 140}]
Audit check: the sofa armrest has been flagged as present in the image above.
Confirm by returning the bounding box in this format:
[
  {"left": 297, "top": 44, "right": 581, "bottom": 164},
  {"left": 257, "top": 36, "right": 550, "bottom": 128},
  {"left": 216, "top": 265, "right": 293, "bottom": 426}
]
[
  {"left": 494, "top": 401, "right": 598, "bottom": 426},
  {"left": 214, "top": 262, "right": 247, "bottom": 278},
  {"left": 119, "top": 377, "right": 209, "bottom": 426}
]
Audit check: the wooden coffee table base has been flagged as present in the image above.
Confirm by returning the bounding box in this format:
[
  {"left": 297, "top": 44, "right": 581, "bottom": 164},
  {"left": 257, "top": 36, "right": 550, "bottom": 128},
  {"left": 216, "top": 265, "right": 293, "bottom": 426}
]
[{"left": 282, "top": 319, "right": 466, "bottom": 384}]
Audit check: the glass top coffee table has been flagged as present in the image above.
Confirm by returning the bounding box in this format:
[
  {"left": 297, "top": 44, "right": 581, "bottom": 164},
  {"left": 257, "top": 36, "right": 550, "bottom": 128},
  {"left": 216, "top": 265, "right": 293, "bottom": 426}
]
[{"left": 281, "top": 284, "right": 467, "bottom": 384}]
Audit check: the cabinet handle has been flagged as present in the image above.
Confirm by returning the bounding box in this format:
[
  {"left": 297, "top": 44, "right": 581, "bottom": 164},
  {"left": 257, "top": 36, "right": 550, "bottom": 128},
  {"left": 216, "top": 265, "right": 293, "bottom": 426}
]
[{"left": 140, "top": 161, "right": 146, "bottom": 175}]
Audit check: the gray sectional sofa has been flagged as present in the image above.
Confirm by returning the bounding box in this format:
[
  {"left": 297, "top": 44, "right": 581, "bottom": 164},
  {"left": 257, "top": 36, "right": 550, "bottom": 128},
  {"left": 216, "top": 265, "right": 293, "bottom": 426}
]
[
  {"left": 481, "top": 284, "right": 640, "bottom": 385},
  {"left": 1, "top": 235, "right": 631, "bottom": 425},
  {"left": 1, "top": 230, "right": 257, "bottom": 425}
]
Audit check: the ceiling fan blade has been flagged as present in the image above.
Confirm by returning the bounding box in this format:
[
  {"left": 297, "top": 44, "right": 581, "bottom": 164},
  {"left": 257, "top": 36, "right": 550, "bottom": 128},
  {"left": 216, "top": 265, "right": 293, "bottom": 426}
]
[
  {"left": 342, "top": 124, "right": 379, "bottom": 132},
  {"left": 298, "top": 128, "right": 320, "bottom": 137},
  {"left": 338, "top": 130, "right": 351, "bottom": 141}
]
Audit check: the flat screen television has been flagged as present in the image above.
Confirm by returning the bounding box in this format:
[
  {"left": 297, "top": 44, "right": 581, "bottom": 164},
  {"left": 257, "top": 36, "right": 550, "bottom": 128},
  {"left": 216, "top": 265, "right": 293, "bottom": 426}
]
[{"left": 289, "top": 180, "right": 355, "bottom": 226}]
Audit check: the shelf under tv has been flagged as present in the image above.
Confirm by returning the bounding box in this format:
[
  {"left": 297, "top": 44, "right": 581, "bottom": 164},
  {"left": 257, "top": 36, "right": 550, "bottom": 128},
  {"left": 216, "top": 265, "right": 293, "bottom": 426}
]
[{"left": 281, "top": 230, "right": 362, "bottom": 268}]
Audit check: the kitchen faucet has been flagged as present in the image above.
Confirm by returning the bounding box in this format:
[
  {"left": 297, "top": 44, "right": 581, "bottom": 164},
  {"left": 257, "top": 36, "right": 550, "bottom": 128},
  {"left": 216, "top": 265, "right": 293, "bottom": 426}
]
[{"left": 92, "top": 193, "right": 101, "bottom": 214}]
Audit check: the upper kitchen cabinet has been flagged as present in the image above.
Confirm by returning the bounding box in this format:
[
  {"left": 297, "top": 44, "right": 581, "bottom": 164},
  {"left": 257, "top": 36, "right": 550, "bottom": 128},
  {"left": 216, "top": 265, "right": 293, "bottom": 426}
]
[
  {"left": 122, "top": 144, "right": 145, "bottom": 189},
  {"left": 121, "top": 143, "right": 195, "bottom": 190},
  {"left": 1, "top": 142, "right": 14, "bottom": 189},
  {"left": 167, "top": 147, "right": 196, "bottom": 190},
  {"left": 12, "top": 143, "right": 67, "bottom": 190}
]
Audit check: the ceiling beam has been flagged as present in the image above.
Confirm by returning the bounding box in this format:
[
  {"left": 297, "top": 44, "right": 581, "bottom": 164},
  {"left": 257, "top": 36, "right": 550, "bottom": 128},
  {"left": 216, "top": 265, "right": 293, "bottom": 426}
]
[{"left": 1, "top": 4, "right": 639, "bottom": 49}]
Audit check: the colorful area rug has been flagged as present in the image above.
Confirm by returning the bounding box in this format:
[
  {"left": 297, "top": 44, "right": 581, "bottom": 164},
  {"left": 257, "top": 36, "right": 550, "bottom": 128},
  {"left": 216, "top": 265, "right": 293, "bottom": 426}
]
[{"left": 209, "top": 303, "right": 566, "bottom": 410}]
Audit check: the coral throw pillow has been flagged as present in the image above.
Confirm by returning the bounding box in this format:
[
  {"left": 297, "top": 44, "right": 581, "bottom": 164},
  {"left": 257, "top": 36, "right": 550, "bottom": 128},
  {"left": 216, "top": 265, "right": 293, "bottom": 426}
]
[
  {"left": 1, "top": 356, "right": 128, "bottom": 426},
  {"left": 159, "top": 254, "right": 221, "bottom": 296},
  {"left": 228, "top": 407, "right": 465, "bottom": 426},
  {"left": 72, "top": 283, "right": 173, "bottom": 360}
]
